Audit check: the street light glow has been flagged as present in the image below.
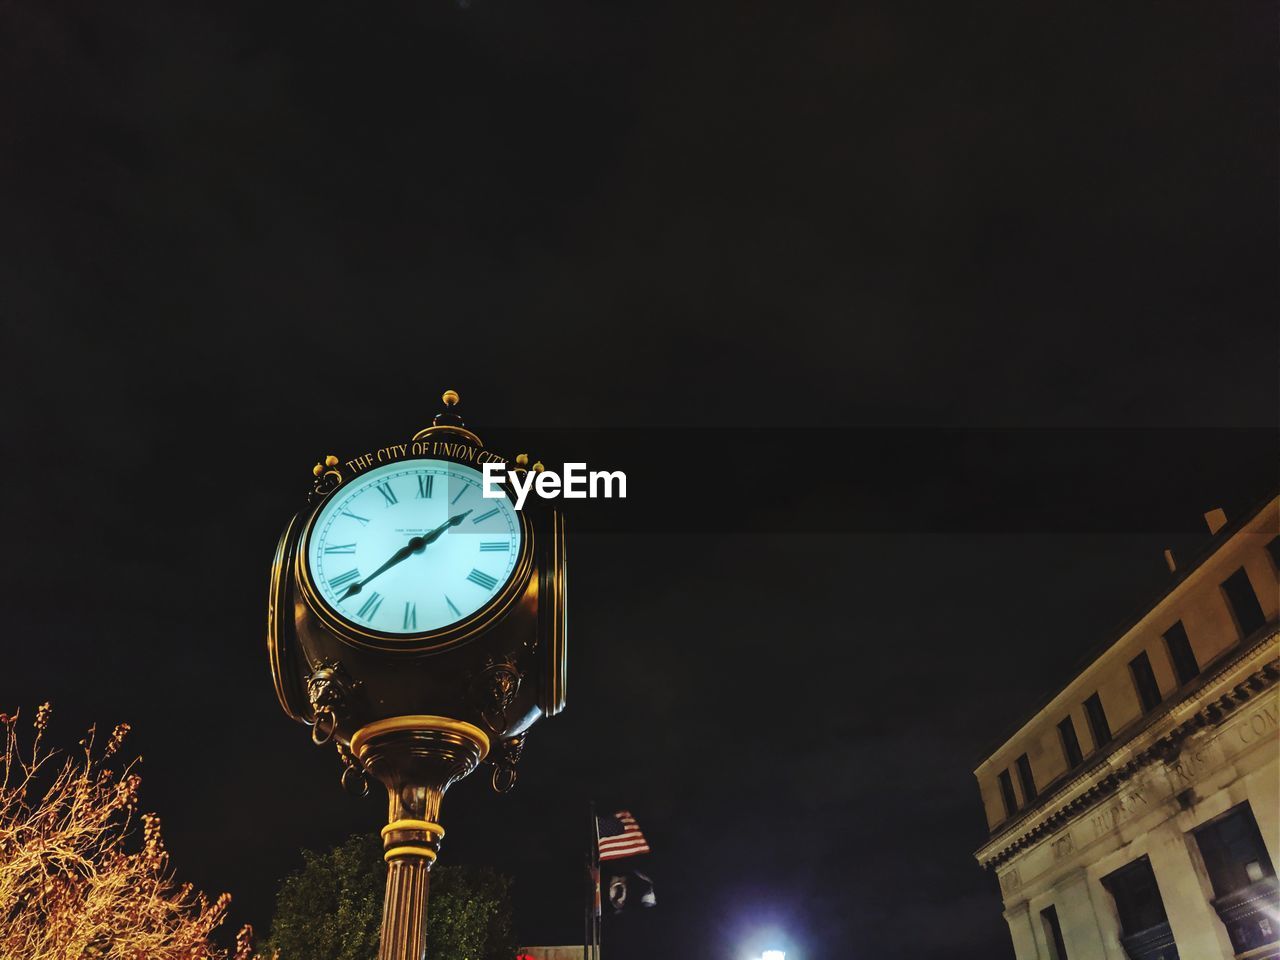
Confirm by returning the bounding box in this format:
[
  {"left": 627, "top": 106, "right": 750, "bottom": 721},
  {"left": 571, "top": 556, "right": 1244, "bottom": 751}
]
[{"left": 762, "top": 952, "right": 785, "bottom": 960}]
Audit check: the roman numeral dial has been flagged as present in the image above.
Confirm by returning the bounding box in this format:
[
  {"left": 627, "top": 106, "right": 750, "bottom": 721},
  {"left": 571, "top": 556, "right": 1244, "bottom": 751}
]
[
  {"left": 306, "top": 458, "right": 523, "bottom": 637},
  {"left": 467, "top": 568, "right": 499, "bottom": 591}
]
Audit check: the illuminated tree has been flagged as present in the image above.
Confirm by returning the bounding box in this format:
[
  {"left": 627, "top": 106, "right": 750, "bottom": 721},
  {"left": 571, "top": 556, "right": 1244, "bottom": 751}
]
[{"left": 0, "top": 703, "right": 262, "bottom": 960}]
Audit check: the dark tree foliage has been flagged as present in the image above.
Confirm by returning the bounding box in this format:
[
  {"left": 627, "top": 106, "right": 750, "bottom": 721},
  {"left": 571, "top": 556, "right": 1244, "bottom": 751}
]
[
  {"left": 265, "top": 834, "right": 517, "bottom": 960},
  {"left": 427, "top": 860, "right": 520, "bottom": 960},
  {"left": 264, "top": 835, "right": 383, "bottom": 960}
]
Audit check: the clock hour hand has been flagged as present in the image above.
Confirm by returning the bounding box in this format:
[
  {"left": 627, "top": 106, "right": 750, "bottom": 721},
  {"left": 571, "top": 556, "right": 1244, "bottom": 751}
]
[
  {"left": 340, "top": 543, "right": 416, "bottom": 599},
  {"left": 340, "top": 510, "right": 474, "bottom": 600}
]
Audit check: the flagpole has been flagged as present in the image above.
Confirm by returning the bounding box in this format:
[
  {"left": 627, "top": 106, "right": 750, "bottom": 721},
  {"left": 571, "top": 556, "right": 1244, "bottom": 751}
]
[
  {"left": 592, "top": 804, "right": 602, "bottom": 960},
  {"left": 585, "top": 801, "right": 596, "bottom": 960}
]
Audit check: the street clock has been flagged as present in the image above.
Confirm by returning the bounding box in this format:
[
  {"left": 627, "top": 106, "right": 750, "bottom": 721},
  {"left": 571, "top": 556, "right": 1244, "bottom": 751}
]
[
  {"left": 267, "top": 390, "right": 568, "bottom": 960},
  {"left": 302, "top": 458, "right": 527, "bottom": 641}
]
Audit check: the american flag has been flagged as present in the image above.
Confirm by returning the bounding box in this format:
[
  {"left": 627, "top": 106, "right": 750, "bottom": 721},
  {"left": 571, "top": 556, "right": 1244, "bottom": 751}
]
[{"left": 597, "top": 810, "right": 650, "bottom": 861}]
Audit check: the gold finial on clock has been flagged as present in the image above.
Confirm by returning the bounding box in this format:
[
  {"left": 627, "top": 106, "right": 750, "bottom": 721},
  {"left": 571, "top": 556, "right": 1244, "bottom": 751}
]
[
  {"left": 414, "top": 386, "right": 481, "bottom": 443},
  {"left": 313, "top": 454, "right": 341, "bottom": 477},
  {"left": 432, "top": 389, "right": 465, "bottom": 428},
  {"left": 310, "top": 455, "right": 344, "bottom": 500}
]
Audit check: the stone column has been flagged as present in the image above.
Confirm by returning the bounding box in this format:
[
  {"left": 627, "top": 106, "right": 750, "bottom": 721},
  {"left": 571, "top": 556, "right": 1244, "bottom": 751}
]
[
  {"left": 1245, "top": 763, "right": 1280, "bottom": 869},
  {"left": 1085, "top": 872, "right": 1129, "bottom": 960},
  {"left": 1146, "top": 820, "right": 1235, "bottom": 959},
  {"left": 1003, "top": 901, "right": 1042, "bottom": 960},
  {"left": 1054, "top": 869, "right": 1109, "bottom": 957}
]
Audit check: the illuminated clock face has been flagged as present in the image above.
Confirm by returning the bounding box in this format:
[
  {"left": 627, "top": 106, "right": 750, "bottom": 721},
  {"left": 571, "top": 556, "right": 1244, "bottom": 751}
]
[{"left": 306, "top": 458, "right": 523, "bottom": 636}]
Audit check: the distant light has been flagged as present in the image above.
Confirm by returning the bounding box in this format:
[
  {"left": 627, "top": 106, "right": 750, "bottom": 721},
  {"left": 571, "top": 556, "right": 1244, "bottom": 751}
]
[{"left": 762, "top": 953, "right": 785, "bottom": 960}]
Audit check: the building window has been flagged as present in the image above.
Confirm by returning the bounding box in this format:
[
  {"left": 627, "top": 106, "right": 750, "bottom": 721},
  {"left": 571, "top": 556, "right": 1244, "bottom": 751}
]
[
  {"left": 1058, "top": 716, "right": 1083, "bottom": 769},
  {"left": 1105, "top": 860, "right": 1172, "bottom": 952},
  {"left": 1163, "top": 621, "right": 1200, "bottom": 687},
  {"left": 1083, "top": 692, "right": 1112, "bottom": 750},
  {"left": 1221, "top": 567, "right": 1266, "bottom": 638},
  {"left": 1015, "top": 753, "right": 1037, "bottom": 803},
  {"left": 997, "top": 769, "right": 1017, "bottom": 818},
  {"left": 1040, "top": 905, "right": 1069, "bottom": 960},
  {"left": 1129, "top": 651, "right": 1163, "bottom": 713},
  {"left": 1194, "top": 803, "right": 1276, "bottom": 899},
  {"left": 1194, "top": 804, "right": 1279, "bottom": 956}
]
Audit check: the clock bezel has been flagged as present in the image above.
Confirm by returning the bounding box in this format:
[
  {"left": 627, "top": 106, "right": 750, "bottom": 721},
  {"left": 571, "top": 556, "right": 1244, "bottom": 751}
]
[{"left": 295, "top": 455, "right": 535, "bottom": 654}]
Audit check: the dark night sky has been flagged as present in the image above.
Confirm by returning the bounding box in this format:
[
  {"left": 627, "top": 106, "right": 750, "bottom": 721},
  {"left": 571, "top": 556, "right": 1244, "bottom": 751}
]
[{"left": 1, "top": 0, "right": 1276, "bottom": 957}]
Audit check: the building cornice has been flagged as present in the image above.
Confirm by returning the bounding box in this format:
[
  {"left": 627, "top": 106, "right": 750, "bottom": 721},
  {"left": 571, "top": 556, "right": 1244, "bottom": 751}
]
[
  {"left": 974, "top": 493, "right": 1279, "bottom": 771},
  {"left": 975, "top": 626, "right": 1280, "bottom": 870}
]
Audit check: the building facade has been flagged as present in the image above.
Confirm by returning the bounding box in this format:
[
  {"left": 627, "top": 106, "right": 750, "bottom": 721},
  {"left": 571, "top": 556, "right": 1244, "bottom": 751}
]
[{"left": 975, "top": 496, "right": 1280, "bottom": 960}]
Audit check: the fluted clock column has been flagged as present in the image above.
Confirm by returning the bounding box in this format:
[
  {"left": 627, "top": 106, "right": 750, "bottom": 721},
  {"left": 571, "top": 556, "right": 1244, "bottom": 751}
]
[{"left": 349, "top": 717, "right": 491, "bottom": 960}]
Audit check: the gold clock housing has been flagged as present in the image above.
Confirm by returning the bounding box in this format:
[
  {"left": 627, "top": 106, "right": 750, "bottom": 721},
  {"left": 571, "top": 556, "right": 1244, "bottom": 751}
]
[
  {"left": 265, "top": 390, "right": 570, "bottom": 960},
  {"left": 267, "top": 390, "right": 568, "bottom": 764}
]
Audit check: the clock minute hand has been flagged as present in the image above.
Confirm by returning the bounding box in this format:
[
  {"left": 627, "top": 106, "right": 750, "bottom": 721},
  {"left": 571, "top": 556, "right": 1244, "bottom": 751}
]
[
  {"left": 408, "top": 508, "right": 473, "bottom": 552},
  {"left": 339, "top": 510, "right": 474, "bottom": 600},
  {"left": 422, "top": 509, "right": 472, "bottom": 544}
]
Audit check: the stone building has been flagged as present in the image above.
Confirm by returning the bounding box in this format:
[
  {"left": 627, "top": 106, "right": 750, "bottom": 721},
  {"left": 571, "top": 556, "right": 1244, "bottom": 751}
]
[{"left": 974, "top": 496, "right": 1280, "bottom": 960}]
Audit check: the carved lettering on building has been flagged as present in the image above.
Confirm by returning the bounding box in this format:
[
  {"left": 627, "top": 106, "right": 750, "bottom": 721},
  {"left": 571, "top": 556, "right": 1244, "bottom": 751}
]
[
  {"left": 1237, "top": 702, "right": 1278, "bottom": 746},
  {"left": 1090, "top": 788, "right": 1148, "bottom": 840},
  {"left": 1168, "top": 699, "right": 1277, "bottom": 787},
  {"left": 1170, "top": 745, "right": 1211, "bottom": 786}
]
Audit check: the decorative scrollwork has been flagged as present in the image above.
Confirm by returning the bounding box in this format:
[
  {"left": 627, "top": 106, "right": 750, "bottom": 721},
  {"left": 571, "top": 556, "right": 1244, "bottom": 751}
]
[
  {"left": 311, "top": 454, "right": 344, "bottom": 501},
  {"left": 475, "top": 660, "right": 522, "bottom": 732},
  {"left": 312, "top": 709, "right": 336, "bottom": 745},
  {"left": 337, "top": 742, "right": 370, "bottom": 797},
  {"left": 490, "top": 733, "right": 526, "bottom": 794},
  {"left": 306, "top": 659, "right": 358, "bottom": 747}
]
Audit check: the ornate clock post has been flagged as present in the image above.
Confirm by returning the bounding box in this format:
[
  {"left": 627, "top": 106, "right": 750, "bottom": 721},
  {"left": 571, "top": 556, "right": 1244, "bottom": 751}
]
[{"left": 267, "top": 391, "right": 568, "bottom": 960}]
